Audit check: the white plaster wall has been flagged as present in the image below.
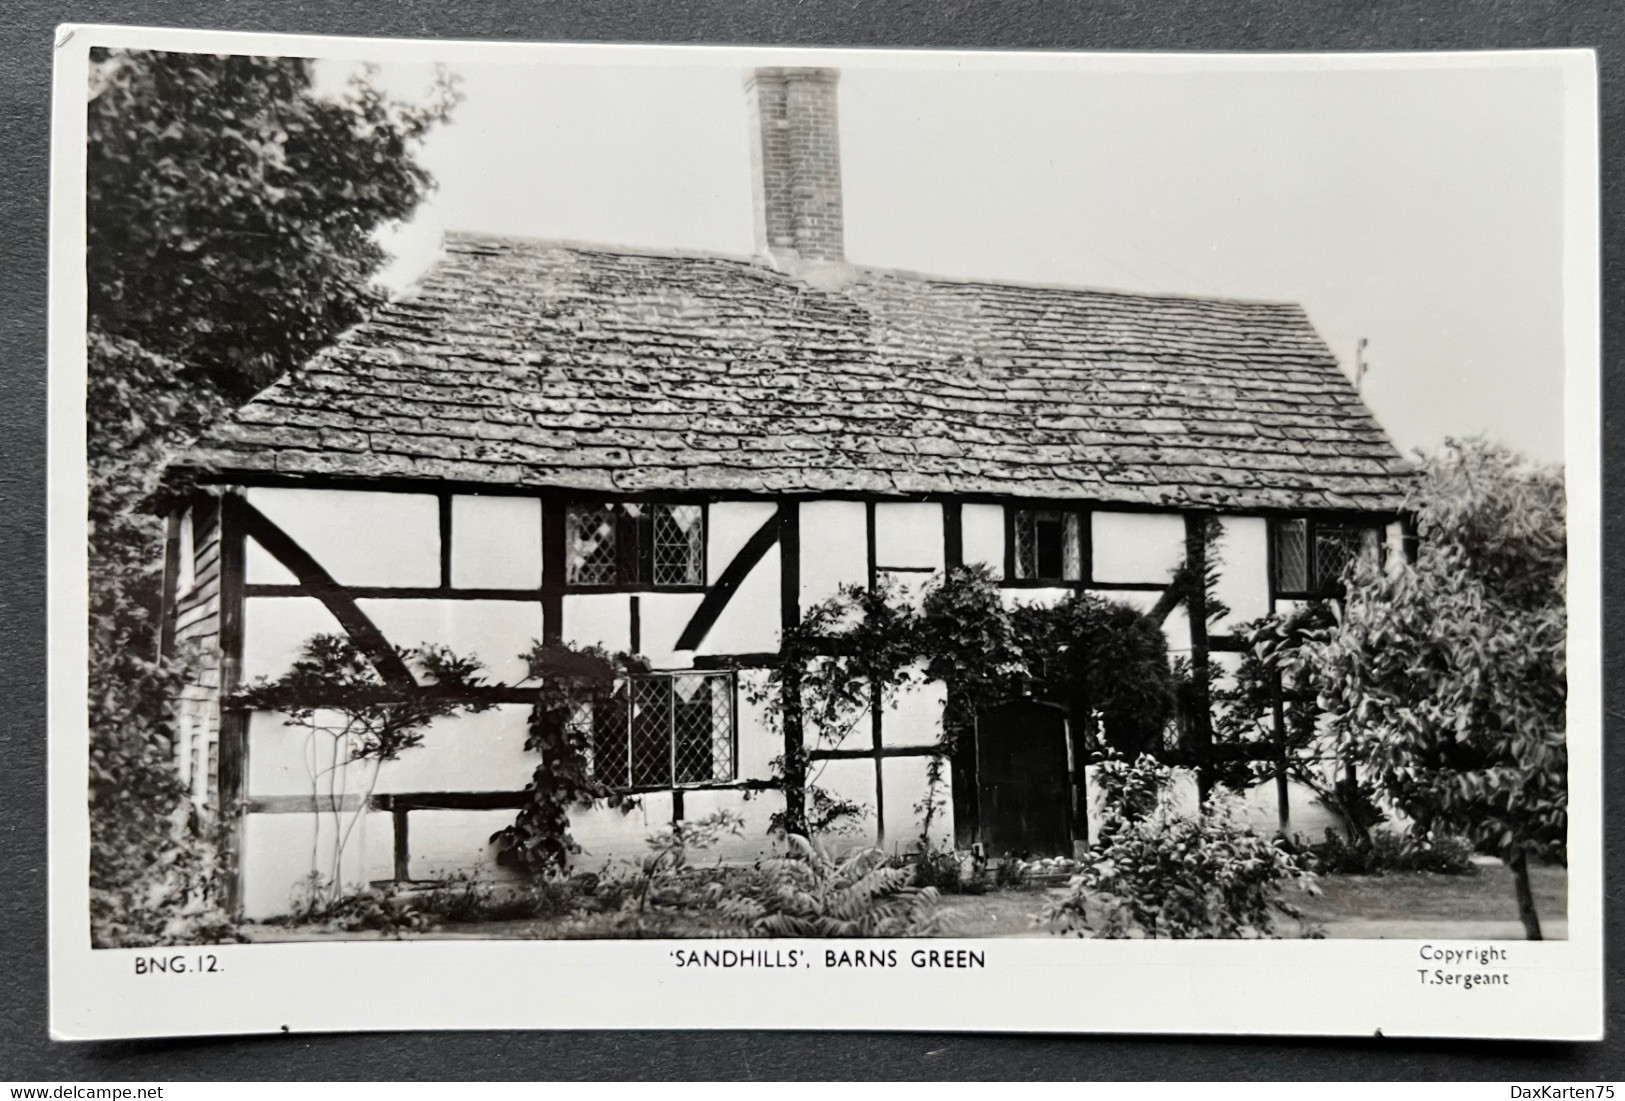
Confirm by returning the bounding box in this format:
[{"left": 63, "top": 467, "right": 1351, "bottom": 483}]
[
  {"left": 960, "top": 504, "right": 1005, "bottom": 579},
  {"left": 244, "top": 596, "right": 541, "bottom": 684},
  {"left": 569, "top": 793, "right": 674, "bottom": 867},
  {"left": 807, "top": 756, "right": 878, "bottom": 842},
  {"left": 882, "top": 675, "right": 946, "bottom": 749},
  {"left": 880, "top": 755, "right": 953, "bottom": 855},
  {"left": 798, "top": 500, "right": 868, "bottom": 606},
  {"left": 376, "top": 706, "right": 533, "bottom": 794},
  {"left": 1092, "top": 512, "right": 1186, "bottom": 585},
  {"left": 696, "top": 548, "right": 780, "bottom": 656},
  {"left": 405, "top": 809, "right": 524, "bottom": 881},
  {"left": 683, "top": 788, "right": 784, "bottom": 863},
  {"left": 249, "top": 707, "right": 533, "bottom": 799},
  {"left": 874, "top": 503, "right": 943, "bottom": 570},
  {"left": 735, "top": 669, "right": 781, "bottom": 781},
  {"left": 638, "top": 592, "right": 706, "bottom": 668},
  {"left": 707, "top": 500, "right": 776, "bottom": 582},
  {"left": 245, "top": 487, "right": 439, "bottom": 587},
  {"left": 245, "top": 549, "right": 298, "bottom": 586},
  {"left": 242, "top": 597, "right": 344, "bottom": 682},
  {"left": 1212, "top": 515, "right": 1271, "bottom": 634},
  {"left": 1238, "top": 778, "right": 1345, "bottom": 840},
  {"left": 1162, "top": 604, "right": 1192, "bottom": 658},
  {"left": 451, "top": 495, "right": 542, "bottom": 589},
  {"left": 561, "top": 593, "right": 632, "bottom": 655},
  {"left": 360, "top": 599, "right": 540, "bottom": 684},
  {"left": 240, "top": 809, "right": 393, "bottom": 920}
]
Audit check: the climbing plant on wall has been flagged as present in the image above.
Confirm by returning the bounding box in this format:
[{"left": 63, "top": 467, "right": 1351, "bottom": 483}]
[
  {"left": 232, "top": 634, "right": 495, "bottom": 904},
  {"left": 490, "top": 642, "right": 649, "bottom": 875},
  {"left": 751, "top": 566, "right": 1179, "bottom": 841}
]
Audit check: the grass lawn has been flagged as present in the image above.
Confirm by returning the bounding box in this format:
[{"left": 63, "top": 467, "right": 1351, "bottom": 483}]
[{"left": 927, "top": 860, "right": 1567, "bottom": 939}]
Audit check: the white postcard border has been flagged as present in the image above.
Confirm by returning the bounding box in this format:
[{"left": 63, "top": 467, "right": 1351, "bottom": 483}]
[{"left": 45, "top": 25, "right": 1604, "bottom": 1042}]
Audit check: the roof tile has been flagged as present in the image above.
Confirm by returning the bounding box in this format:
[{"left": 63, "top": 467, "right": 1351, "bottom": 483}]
[{"left": 172, "top": 235, "right": 1414, "bottom": 511}]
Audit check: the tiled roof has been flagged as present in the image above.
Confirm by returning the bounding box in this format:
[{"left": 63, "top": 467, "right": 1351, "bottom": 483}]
[{"left": 172, "top": 233, "right": 1413, "bottom": 511}]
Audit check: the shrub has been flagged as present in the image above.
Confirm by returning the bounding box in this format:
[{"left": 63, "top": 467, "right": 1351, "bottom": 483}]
[
  {"left": 276, "top": 877, "right": 432, "bottom": 936},
  {"left": 992, "top": 858, "right": 1030, "bottom": 891},
  {"left": 710, "top": 835, "right": 946, "bottom": 937},
  {"left": 1303, "top": 830, "right": 1477, "bottom": 877},
  {"left": 907, "top": 848, "right": 986, "bottom": 895},
  {"left": 1043, "top": 757, "right": 1321, "bottom": 939},
  {"left": 550, "top": 810, "right": 748, "bottom": 939}
]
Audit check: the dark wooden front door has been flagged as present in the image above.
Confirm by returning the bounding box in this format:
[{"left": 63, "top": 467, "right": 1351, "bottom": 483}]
[{"left": 974, "top": 700, "right": 1072, "bottom": 859}]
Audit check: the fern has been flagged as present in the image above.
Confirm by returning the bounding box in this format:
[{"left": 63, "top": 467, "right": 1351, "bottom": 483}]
[{"left": 709, "top": 835, "right": 946, "bottom": 937}]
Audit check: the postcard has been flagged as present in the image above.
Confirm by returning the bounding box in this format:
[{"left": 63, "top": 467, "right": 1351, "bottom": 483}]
[{"left": 47, "top": 24, "right": 1601, "bottom": 1039}]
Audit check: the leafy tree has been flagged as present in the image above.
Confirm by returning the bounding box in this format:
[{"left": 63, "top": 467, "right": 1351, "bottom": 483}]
[
  {"left": 1315, "top": 439, "right": 1566, "bottom": 939},
  {"left": 85, "top": 49, "right": 457, "bottom": 943},
  {"left": 88, "top": 50, "right": 459, "bottom": 400}
]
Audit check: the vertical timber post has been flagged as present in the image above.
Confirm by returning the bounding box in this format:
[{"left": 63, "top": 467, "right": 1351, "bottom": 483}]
[
  {"left": 1272, "top": 671, "right": 1291, "bottom": 834},
  {"left": 216, "top": 492, "right": 249, "bottom": 918},
  {"left": 1182, "top": 513, "right": 1215, "bottom": 800},
  {"left": 778, "top": 503, "right": 805, "bottom": 836}
]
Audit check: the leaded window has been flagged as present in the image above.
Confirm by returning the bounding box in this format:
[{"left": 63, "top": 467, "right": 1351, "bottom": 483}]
[
  {"left": 1013, "top": 508, "right": 1083, "bottom": 582},
  {"left": 565, "top": 502, "right": 705, "bottom": 588},
  {"left": 587, "top": 671, "right": 736, "bottom": 789},
  {"left": 1272, "top": 516, "right": 1382, "bottom": 597}
]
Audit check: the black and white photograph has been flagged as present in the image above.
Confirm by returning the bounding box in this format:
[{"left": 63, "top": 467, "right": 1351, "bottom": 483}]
[{"left": 48, "top": 27, "right": 1601, "bottom": 1040}]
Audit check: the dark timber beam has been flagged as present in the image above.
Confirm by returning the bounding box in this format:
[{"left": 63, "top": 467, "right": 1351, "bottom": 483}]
[
  {"left": 226, "top": 495, "right": 415, "bottom": 688},
  {"left": 673, "top": 508, "right": 782, "bottom": 652}
]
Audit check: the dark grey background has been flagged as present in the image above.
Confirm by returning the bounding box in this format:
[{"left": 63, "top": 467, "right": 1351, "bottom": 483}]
[{"left": 2, "top": 0, "right": 1618, "bottom": 1080}]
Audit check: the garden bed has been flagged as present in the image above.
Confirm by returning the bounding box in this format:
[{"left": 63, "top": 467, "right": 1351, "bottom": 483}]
[{"left": 241, "top": 860, "right": 1567, "bottom": 942}]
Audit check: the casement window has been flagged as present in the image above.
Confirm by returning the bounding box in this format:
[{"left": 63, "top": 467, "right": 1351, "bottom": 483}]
[
  {"left": 587, "top": 671, "right": 737, "bottom": 788},
  {"left": 566, "top": 502, "right": 705, "bottom": 588},
  {"left": 1011, "top": 507, "right": 1085, "bottom": 583},
  {"left": 1272, "top": 516, "right": 1382, "bottom": 597}
]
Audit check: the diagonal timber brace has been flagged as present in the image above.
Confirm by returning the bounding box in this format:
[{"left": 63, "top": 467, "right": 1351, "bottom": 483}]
[{"left": 223, "top": 494, "right": 417, "bottom": 688}]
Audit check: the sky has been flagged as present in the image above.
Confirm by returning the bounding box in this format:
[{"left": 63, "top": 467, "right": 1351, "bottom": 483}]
[{"left": 320, "top": 57, "right": 1570, "bottom": 464}]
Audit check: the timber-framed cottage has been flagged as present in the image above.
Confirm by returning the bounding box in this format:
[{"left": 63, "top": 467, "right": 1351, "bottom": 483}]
[{"left": 153, "top": 68, "right": 1413, "bottom": 918}]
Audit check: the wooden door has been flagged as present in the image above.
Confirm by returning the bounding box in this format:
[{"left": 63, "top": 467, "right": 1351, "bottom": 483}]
[{"left": 974, "top": 700, "right": 1072, "bottom": 859}]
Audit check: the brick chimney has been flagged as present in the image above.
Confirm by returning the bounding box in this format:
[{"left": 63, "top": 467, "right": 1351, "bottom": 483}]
[{"left": 746, "top": 67, "right": 847, "bottom": 280}]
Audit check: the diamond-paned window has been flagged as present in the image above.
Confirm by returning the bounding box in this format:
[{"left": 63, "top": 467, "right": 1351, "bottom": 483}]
[
  {"left": 1273, "top": 518, "right": 1309, "bottom": 594},
  {"left": 565, "top": 502, "right": 705, "bottom": 588},
  {"left": 588, "top": 671, "right": 736, "bottom": 788},
  {"left": 653, "top": 504, "right": 704, "bottom": 586},
  {"left": 566, "top": 505, "right": 619, "bottom": 586},
  {"left": 1012, "top": 508, "right": 1083, "bottom": 582},
  {"left": 1313, "top": 524, "right": 1381, "bottom": 594},
  {"left": 1273, "top": 517, "right": 1382, "bottom": 597}
]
